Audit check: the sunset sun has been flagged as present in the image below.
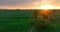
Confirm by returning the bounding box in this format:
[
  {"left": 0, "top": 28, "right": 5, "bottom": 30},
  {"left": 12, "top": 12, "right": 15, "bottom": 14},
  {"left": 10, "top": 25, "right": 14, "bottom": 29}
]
[{"left": 37, "top": 4, "right": 54, "bottom": 9}]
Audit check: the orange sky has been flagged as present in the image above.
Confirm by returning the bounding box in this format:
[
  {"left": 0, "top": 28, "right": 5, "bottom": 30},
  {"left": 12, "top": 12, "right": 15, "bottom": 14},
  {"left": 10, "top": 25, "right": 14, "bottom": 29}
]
[{"left": 0, "top": 0, "right": 60, "bottom": 9}]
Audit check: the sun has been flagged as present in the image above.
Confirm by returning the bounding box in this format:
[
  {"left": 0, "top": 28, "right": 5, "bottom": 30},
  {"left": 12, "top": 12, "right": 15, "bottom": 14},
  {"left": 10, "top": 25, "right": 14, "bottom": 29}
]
[{"left": 37, "top": 4, "right": 54, "bottom": 10}]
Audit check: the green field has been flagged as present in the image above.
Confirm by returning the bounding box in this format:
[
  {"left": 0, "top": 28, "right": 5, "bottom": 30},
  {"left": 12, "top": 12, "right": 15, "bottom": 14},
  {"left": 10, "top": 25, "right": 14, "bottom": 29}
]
[{"left": 0, "top": 10, "right": 60, "bottom": 32}]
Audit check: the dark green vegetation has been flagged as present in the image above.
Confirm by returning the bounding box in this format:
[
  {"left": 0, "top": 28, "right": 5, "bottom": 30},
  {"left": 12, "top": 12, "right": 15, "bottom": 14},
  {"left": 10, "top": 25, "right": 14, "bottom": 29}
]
[
  {"left": 0, "top": 10, "right": 60, "bottom": 32},
  {"left": 42, "top": 11, "right": 60, "bottom": 32}
]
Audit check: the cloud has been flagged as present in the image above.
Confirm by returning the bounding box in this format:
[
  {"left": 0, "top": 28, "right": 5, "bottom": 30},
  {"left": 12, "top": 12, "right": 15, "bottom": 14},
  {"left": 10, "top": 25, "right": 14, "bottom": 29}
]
[
  {"left": 0, "top": 0, "right": 30, "bottom": 6},
  {"left": 0, "top": 0, "right": 60, "bottom": 9}
]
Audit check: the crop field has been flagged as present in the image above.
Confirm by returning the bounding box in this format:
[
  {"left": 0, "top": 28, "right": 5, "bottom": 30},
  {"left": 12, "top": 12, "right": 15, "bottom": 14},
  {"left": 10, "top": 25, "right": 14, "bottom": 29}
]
[{"left": 0, "top": 10, "right": 60, "bottom": 32}]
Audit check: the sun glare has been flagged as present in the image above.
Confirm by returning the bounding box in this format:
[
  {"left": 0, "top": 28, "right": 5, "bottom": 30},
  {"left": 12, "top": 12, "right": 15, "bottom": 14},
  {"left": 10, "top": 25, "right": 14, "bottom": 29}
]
[{"left": 37, "top": 4, "right": 54, "bottom": 9}]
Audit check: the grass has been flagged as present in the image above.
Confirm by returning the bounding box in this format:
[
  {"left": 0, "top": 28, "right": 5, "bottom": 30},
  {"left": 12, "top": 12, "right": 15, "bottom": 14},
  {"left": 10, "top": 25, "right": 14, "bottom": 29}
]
[
  {"left": 0, "top": 10, "right": 34, "bottom": 32},
  {"left": 0, "top": 18, "right": 32, "bottom": 32},
  {"left": 0, "top": 10, "right": 60, "bottom": 32},
  {"left": 45, "top": 11, "right": 60, "bottom": 32}
]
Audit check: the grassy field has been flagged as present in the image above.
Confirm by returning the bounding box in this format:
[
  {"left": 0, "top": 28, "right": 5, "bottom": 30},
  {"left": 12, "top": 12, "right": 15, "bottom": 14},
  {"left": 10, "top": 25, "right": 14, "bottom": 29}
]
[
  {"left": 44, "top": 11, "right": 60, "bottom": 32},
  {"left": 0, "top": 10, "right": 60, "bottom": 32}
]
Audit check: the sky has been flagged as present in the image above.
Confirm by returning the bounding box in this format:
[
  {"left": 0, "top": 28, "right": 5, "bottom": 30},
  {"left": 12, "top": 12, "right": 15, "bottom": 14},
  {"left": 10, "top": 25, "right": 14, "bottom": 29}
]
[{"left": 0, "top": 0, "right": 60, "bottom": 9}]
